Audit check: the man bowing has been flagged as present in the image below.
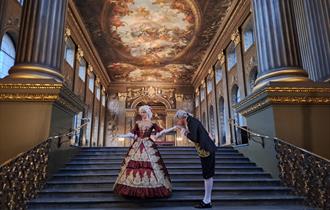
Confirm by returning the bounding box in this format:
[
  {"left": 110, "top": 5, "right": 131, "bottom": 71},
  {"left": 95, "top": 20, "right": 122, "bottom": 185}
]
[{"left": 174, "top": 110, "right": 216, "bottom": 209}]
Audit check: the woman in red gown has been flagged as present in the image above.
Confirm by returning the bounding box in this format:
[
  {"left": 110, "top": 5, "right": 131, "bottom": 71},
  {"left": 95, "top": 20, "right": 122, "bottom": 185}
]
[{"left": 113, "top": 105, "right": 176, "bottom": 198}]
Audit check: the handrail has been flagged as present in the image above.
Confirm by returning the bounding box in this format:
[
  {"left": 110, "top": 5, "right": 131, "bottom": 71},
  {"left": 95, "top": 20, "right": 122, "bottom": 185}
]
[
  {"left": 0, "top": 118, "right": 90, "bottom": 210},
  {"left": 228, "top": 118, "right": 329, "bottom": 209},
  {"left": 228, "top": 118, "right": 329, "bottom": 162},
  {"left": 0, "top": 118, "right": 89, "bottom": 167}
]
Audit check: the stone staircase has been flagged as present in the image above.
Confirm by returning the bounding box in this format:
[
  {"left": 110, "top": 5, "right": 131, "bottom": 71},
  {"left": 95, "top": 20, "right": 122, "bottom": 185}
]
[{"left": 27, "top": 147, "right": 312, "bottom": 210}]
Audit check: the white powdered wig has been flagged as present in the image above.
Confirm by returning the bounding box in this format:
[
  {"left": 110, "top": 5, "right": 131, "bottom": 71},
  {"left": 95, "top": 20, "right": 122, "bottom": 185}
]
[
  {"left": 139, "top": 105, "right": 153, "bottom": 120},
  {"left": 174, "top": 110, "right": 193, "bottom": 120}
]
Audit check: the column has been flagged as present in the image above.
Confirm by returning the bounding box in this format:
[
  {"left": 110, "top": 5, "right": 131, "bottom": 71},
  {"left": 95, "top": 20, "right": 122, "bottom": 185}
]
[
  {"left": 8, "top": 0, "right": 68, "bottom": 81},
  {"left": 252, "top": 0, "right": 310, "bottom": 90}
]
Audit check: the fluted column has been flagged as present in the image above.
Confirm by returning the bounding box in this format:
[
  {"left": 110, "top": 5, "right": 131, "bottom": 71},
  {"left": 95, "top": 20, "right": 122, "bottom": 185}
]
[
  {"left": 293, "top": 0, "right": 330, "bottom": 82},
  {"left": 252, "top": 0, "right": 310, "bottom": 90},
  {"left": 8, "top": 0, "right": 68, "bottom": 81}
]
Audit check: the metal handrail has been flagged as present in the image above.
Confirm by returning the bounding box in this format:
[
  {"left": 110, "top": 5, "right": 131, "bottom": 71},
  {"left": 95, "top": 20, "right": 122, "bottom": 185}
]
[
  {"left": 228, "top": 118, "right": 329, "bottom": 162},
  {"left": 0, "top": 118, "right": 89, "bottom": 167}
]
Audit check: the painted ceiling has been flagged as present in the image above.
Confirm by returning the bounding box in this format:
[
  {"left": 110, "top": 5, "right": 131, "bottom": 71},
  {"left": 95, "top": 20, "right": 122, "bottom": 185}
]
[{"left": 75, "top": 0, "right": 232, "bottom": 84}]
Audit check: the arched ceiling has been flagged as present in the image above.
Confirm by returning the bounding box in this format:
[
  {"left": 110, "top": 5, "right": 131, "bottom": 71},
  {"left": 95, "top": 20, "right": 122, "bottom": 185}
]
[{"left": 75, "top": 0, "right": 232, "bottom": 85}]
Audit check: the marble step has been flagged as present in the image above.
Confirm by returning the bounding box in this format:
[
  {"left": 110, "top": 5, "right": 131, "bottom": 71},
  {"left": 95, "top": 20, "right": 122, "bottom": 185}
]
[
  {"left": 70, "top": 157, "right": 250, "bottom": 163},
  {"left": 28, "top": 194, "right": 304, "bottom": 209},
  {"left": 35, "top": 187, "right": 295, "bottom": 198},
  {"left": 51, "top": 172, "right": 272, "bottom": 181},
  {"left": 45, "top": 179, "right": 283, "bottom": 188},
  {"left": 59, "top": 165, "right": 264, "bottom": 172}
]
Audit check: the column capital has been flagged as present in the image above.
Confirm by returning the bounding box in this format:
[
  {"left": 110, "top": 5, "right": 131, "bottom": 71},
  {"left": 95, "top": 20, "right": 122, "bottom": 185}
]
[
  {"left": 217, "top": 52, "right": 225, "bottom": 65},
  {"left": 231, "top": 29, "right": 241, "bottom": 46}
]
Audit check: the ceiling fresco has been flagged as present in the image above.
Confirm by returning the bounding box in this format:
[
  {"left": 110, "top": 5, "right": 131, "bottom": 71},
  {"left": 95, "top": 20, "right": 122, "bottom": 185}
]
[{"left": 75, "top": 0, "right": 232, "bottom": 84}]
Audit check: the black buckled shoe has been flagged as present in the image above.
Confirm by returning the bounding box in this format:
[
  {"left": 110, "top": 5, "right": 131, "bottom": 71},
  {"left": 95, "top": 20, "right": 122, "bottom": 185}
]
[{"left": 194, "top": 201, "right": 212, "bottom": 208}]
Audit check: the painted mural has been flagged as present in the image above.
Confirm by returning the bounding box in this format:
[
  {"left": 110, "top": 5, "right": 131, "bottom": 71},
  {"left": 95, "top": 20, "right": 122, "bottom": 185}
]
[
  {"left": 75, "top": 0, "right": 232, "bottom": 83},
  {"left": 103, "top": 0, "right": 198, "bottom": 63}
]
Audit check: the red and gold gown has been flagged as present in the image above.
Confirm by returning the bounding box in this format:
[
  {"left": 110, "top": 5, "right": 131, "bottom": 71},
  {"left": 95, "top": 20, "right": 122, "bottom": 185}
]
[{"left": 113, "top": 120, "right": 172, "bottom": 198}]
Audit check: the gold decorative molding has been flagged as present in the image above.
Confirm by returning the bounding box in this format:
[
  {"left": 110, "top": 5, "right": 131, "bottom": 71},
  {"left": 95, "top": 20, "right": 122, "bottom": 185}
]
[
  {"left": 0, "top": 81, "right": 84, "bottom": 113},
  {"left": 95, "top": 78, "right": 100, "bottom": 86},
  {"left": 118, "top": 92, "right": 127, "bottom": 102},
  {"left": 175, "top": 93, "right": 184, "bottom": 102},
  {"left": 234, "top": 84, "right": 330, "bottom": 116},
  {"left": 0, "top": 83, "right": 62, "bottom": 90},
  {"left": 76, "top": 46, "right": 84, "bottom": 61},
  {"left": 87, "top": 65, "right": 94, "bottom": 75},
  {"left": 64, "top": 27, "right": 71, "bottom": 41},
  {"left": 0, "top": 93, "right": 58, "bottom": 101},
  {"left": 217, "top": 52, "right": 225, "bottom": 65},
  {"left": 231, "top": 29, "right": 241, "bottom": 46}
]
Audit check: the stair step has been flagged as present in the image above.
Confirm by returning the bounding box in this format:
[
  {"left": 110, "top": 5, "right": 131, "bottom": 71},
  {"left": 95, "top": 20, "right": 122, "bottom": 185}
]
[
  {"left": 27, "top": 205, "right": 314, "bottom": 210},
  {"left": 51, "top": 172, "right": 271, "bottom": 181},
  {"left": 45, "top": 179, "right": 282, "bottom": 189},
  {"left": 79, "top": 147, "right": 234, "bottom": 150},
  {"left": 69, "top": 158, "right": 251, "bottom": 163},
  {"left": 35, "top": 188, "right": 294, "bottom": 198},
  {"left": 75, "top": 153, "right": 245, "bottom": 158},
  {"left": 26, "top": 146, "right": 309, "bottom": 209},
  {"left": 66, "top": 161, "right": 255, "bottom": 166},
  {"left": 28, "top": 195, "right": 304, "bottom": 209}
]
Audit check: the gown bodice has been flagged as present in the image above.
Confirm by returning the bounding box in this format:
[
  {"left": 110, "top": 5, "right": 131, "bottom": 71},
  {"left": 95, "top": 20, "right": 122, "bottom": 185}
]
[{"left": 132, "top": 120, "right": 163, "bottom": 138}]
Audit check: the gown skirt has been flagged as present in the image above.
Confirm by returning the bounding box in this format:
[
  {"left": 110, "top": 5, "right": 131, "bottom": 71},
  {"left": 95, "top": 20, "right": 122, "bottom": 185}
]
[{"left": 113, "top": 136, "right": 172, "bottom": 198}]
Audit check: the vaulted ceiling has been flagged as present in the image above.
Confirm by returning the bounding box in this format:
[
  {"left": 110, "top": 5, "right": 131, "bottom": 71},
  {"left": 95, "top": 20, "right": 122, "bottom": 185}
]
[{"left": 75, "top": 0, "right": 232, "bottom": 85}]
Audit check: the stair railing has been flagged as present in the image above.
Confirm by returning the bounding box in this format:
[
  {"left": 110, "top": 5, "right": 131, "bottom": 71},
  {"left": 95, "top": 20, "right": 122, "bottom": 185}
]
[
  {"left": 0, "top": 119, "right": 89, "bottom": 210},
  {"left": 228, "top": 119, "right": 329, "bottom": 209}
]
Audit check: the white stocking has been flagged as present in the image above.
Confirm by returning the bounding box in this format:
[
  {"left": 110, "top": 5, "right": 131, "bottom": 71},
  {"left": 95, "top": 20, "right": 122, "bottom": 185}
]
[{"left": 203, "top": 177, "right": 213, "bottom": 204}]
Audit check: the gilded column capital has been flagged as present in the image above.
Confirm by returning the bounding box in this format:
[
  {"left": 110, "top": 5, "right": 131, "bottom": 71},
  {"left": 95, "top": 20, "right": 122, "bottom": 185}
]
[
  {"left": 118, "top": 92, "right": 127, "bottom": 102},
  {"left": 87, "top": 65, "right": 94, "bottom": 75},
  {"left": 231, "top": 29, "right": 241, "bottom": 46},
  {"left": 76, "top": 46, "right": 84, "bottom": 61},
  {"left": 217, "top": 52, "right": 225, "bottom": 65},
  {"left": 64, "top": 27, "right": 71, "bottom": 41},
  {"left": 175, "top": 93, "right": 184, "bottom": 102}
]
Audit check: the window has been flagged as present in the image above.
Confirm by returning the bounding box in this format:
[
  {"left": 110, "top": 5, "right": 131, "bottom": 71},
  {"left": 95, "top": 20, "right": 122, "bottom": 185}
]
[
  {"left": 200, "top": 87, "right": 205, "bottom": 101},
  {"left": 88, "top": 74, "right": 95, "bottom": 93},
  {"left": 78, "top": 58, "right": 87, "bottom": 81},
  {"left": 215, "top": 67, "right": 223, "bottom": 83},
  {"left": 102, "top": 95, "right": 106, "bottom": 107},
  {"left": 64, "top": 38, "right": 76, "bottom": 68},
  {"left": 207, "top": 77, "right": 213, "bottom": 94},
  {"left": 0, "top": 34, "right": 16, "bottom": 78},
  {"left": 195, "top": 93, "right": 200, "bottom": 107},
  {"left": 96, "top": 86, "right": 101, "bottom": 100},
  {"left": 226, "top": 42, "right": 237, "bottom": 70},
  {"left": 249, "top": 68, "right": 258, "bottom": 92},
  {"left": 243, "top": 18, "right": 255, "bottom": 51},
  {"left": 17, "top": 0, "right": 24, "bottom": 6}
]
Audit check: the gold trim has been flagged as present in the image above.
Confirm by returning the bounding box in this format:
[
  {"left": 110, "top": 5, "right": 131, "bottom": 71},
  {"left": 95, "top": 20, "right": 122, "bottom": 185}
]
[
  {"left": 231, "top": 29, "right": 241, "bottom": 46},
  {"left": 235, "top": 85, "right": 330, "bottom": 116},
  {"left": 64, "top": 27, "right": 71, "bottom": 41},
  {"left": 76, "top": 46, "right": 84, "bottom": 61},
  {"left": 9, "top": 65, "right": 64, "bottom": 81},
  {"left": 0, "top": 83, "right": 62, "bottom": 89},
  {"left": 87, "top": 65, "right": 94, "bottom": 75},
  {"left": 0, "top": 93, "right": 59, "bottom": 101},
  {"left": 239, "top": 96, "right": 330, "bottom": 116},
  {"left": 217, "top": 52, "right": 225, "bottom": 65}
]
